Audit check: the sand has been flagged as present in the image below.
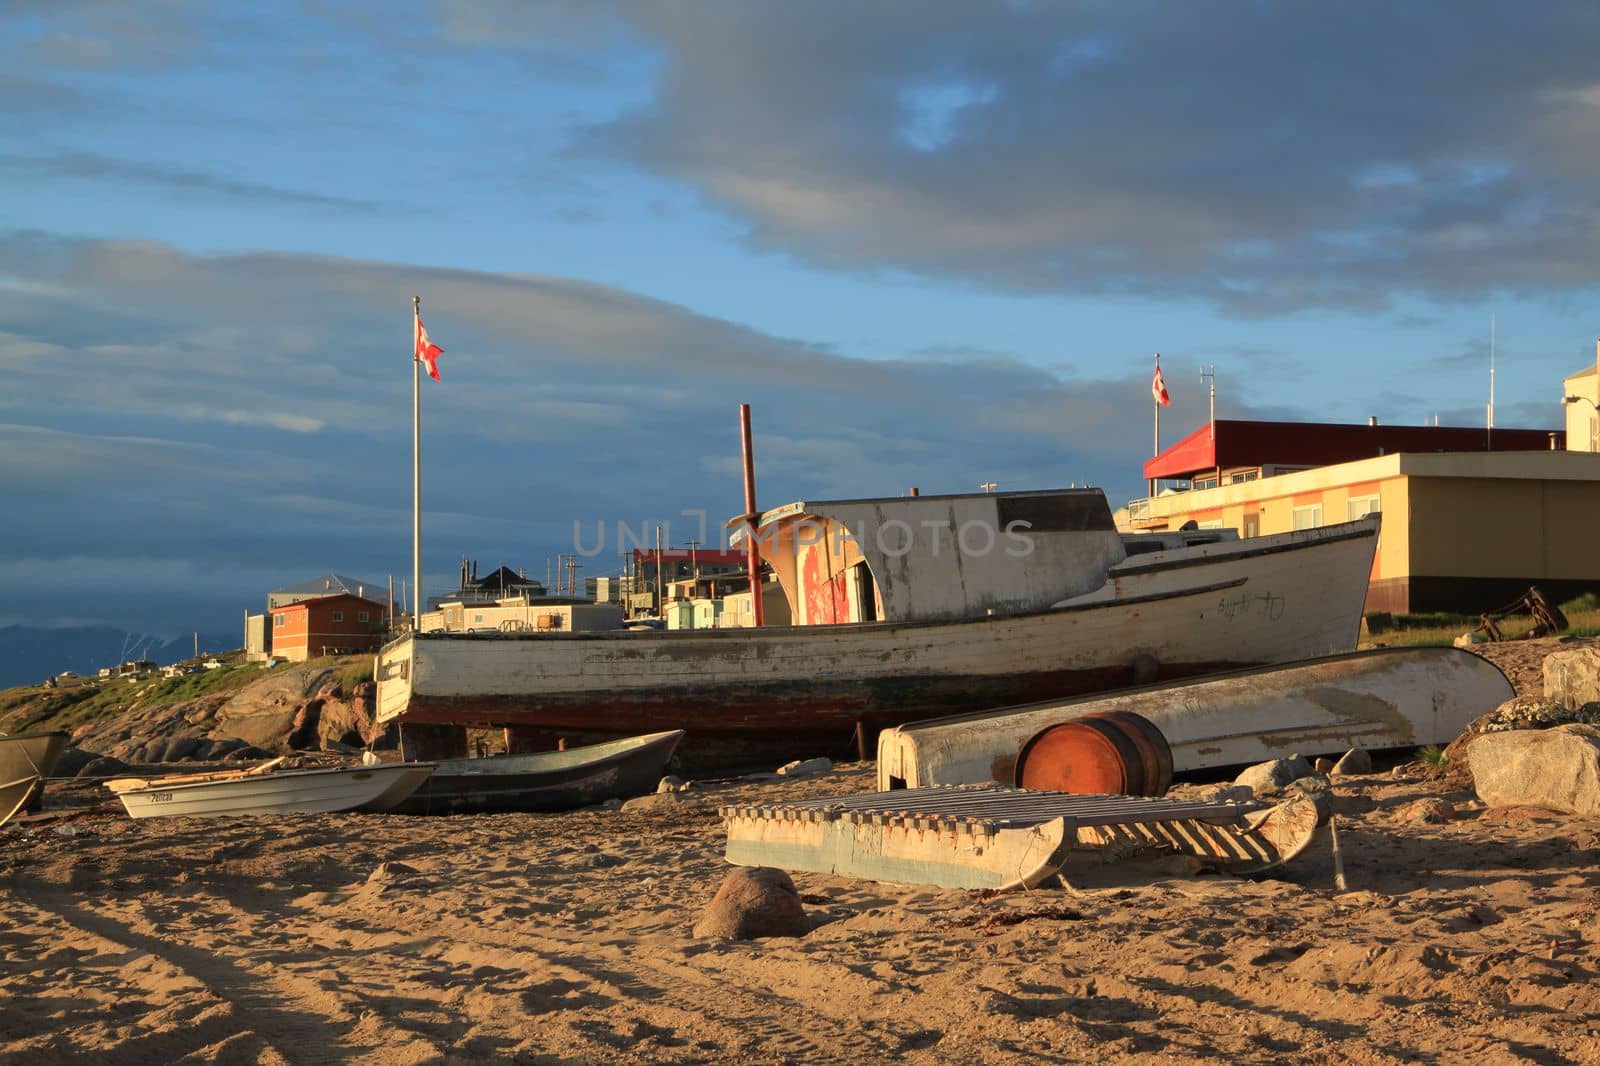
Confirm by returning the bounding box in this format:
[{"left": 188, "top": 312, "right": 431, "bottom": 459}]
[{"left": 4, "top": 641, "right": 1600, "bottom": 1064}]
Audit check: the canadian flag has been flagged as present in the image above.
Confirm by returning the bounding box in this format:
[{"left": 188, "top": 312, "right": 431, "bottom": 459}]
[
  {"left": 1151, "top": 364, "right": 1170, "bottom": 407},
  {"left": 415, "top": 316, "right": 443, "bottom": 381}
]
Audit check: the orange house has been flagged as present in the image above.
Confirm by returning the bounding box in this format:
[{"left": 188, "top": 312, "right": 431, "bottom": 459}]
[{"left": 268, "top": 593, "right": 389, "bottom": 662}]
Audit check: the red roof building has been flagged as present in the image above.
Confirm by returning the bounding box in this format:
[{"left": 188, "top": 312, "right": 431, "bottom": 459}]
[{"left": 1145, "top": 419, "right": 1563, "bottom": 488}]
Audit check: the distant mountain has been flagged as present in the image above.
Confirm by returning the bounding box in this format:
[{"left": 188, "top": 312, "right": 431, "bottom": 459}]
[{"left": 0, "top": 625, "right": 240, "bottom": 689}]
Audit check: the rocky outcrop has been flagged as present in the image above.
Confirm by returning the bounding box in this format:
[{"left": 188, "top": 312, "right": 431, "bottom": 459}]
[
  {"left": 1468, "top": 723, "right": 1600, "bottom": 815},
  {"left": 1543, "top": 648, "right": 1600, "bottom": 711},
  {"left": 1233, "top": 755, "right": 1316, "bottom": 798},
  {"left": 693, "top": 867, "right": 811, "bottom": 939}
]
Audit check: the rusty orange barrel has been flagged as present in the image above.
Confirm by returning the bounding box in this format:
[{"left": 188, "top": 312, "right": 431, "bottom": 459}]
[
  {"left": 1015, "top": 715, "right": 1144, "bottom": 795},
  {"left": 1093, "top": 710, "right": 1174, "bottom": 796}
]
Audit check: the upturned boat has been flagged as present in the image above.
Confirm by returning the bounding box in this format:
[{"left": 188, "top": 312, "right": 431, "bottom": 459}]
[
  {"left": 0, "top": 731, "right": 68, "bottom": 827},
  {"left": 377, "top": 487, "right": 1380, "bottom": 767},
  {"left": 106, "top": 761, "right": 435, "bottom": 819},
  {"left": 390, "top": 729, "right": 685, "bottom": 814},
  {"left": 875, "top": 647, "right": 1513, "bottom": 790}
]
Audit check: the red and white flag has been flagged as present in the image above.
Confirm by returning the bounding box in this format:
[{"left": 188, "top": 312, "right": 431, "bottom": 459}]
[
  {"left": 1151, "top": 364, "right": 1170, "bottom": 407},
  {"left": 415, "top": 316, "right": 443, "bottom": 381}
]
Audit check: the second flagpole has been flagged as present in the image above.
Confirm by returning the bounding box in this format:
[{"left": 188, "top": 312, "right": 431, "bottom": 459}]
[{"left": 412, "top": 295, "right": 422, "bottom": 630}]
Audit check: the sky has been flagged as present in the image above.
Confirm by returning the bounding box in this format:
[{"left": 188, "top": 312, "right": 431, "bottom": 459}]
[{"left": 4, "top": 0, "right": 1600, "bottom": 636}]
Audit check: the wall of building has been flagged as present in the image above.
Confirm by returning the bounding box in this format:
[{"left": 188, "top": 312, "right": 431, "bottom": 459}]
[
  {"left": 425, "top": 601, "right": 624, "bottom": 634},
  {"left": 1567, "top": 365, "right": 1599, "bottom": 453},
  {"left": 269, "top": 595, "right": 387, "bottom": 661},
  {"left": 1133, "top": 451, "right": 1600, "bottom": 614}
]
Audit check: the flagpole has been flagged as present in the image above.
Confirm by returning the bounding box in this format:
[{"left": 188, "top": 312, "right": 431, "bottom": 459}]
[
  {"left": 412, "top": 295, "right": 422, "bottom": 630},
  {"left": 1150, "top": 352, "right": 1161, "bottom": 498}
]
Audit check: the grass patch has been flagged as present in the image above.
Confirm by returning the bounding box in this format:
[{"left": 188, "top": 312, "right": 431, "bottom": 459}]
[
  {"left": 1364, "top": 606, "right": 1600, "bottom": 648},
  {"left": 0, "top": 664, "right": 264, "bottom": 736}
]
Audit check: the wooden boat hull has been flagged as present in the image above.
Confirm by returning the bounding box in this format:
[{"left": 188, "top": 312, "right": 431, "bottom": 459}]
[
  {"left": 391, "top": 730, "right": 685, "bottom": 814},
  {"left": 876, "top": 648, "right": 1514, "bottom": 790},
  {"left": 378, "top": 521, "right": 1378, "bottom": 767},
  {"left": 110, "top": 764, "right": 435, "bottom": 819},
  {"left": 0, "top": 732, "right": 68, "bottom": 828}
]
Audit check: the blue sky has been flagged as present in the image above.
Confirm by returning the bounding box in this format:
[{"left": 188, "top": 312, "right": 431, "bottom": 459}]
[{"left": 4, "top": 1, "right": 1599, "bottom": 635}]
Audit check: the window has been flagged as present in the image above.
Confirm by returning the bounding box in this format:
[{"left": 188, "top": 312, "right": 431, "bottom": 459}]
[
  {"left": 1193, "top": 476, "right": 1218, "bottom": 490},
  {"left": 1291, "top": 504, "right": 1323, "bottom": 530},
  {"left": 1347, "top": 495, "right": 1381, "bottom": 521},
  {"left": 474, "top": 613, "right": 484, "bottom": 624},
  {"left": 1227, "top": 470, "right": 1259, "bottom": 484},
  {"left": 273, "top": 615, "right": 286, "bottom": 628},
  {"left": 331, "top": 611, "right": 344, "bottom": 622},
  {"left": 358, "top": 611, "right": 369, "bottom": 622}
]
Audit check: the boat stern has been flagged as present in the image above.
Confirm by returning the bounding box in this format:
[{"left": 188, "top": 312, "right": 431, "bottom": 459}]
[{"left": 375, "top": 635, "right": 416, "bottom": 726}]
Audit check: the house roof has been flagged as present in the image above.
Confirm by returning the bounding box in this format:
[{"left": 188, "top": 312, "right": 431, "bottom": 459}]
[
  {"left": 1143, "top": 419, "right": 1564, "bottom": 481},
  {"left": 468, "top": 565, "right": 542, "bottom": 591},
  {"left": 269, "top": 591, "right": 388, "bottom": 614},
  {"left": 271, "top": 573, "right": 389, "bottom": 603}
]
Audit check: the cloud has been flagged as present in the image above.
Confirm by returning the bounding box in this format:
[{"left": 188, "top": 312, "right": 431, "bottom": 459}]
[
  {"left": 558, "top": 2, "right": 1600, "bottom": 313},
  {"left": 0, "top": 150, "right": 390, "bottom": 212},
  {"left": 0, "top": 230, "right": 1271, "bottom": 632}
]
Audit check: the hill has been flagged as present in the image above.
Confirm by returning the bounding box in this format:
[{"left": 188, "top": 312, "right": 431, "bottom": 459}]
[{"left": 0, "top": 625, "right": 239, "bottom": 689}]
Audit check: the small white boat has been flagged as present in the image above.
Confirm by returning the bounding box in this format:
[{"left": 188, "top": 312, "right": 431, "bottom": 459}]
[
  {"left": 0, "top": 731, "right": 68, "bottom": 828},
  {"left": 106, "top": 762, "right": 435, "bottom": 819}
]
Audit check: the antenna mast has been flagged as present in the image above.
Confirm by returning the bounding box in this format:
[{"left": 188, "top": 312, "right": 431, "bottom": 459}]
[{"left": 1487, "top": 313, "right": 1495, "bottom": 448}]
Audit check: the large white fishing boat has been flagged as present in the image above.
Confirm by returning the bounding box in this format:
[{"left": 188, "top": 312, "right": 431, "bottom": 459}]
[{"left": 376, "top": 487, "right": 1380, "bottom": 766}]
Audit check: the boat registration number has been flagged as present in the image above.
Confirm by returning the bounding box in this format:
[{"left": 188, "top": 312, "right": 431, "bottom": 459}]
[{"left": 148, "top": 791, "right": 173, "bottom": 803}]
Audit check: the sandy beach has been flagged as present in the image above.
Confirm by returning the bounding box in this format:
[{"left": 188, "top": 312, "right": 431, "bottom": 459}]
[{"left": 4, "top": 642, "right": 1599, "bottom": 1064}]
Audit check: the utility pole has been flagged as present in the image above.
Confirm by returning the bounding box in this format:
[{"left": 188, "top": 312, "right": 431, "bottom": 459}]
[
  {"left": 567, "top": 556, "right": 581, "bottom": 600},
  {"left": 685, "top": 539, "right": 701, "bottom": 597},
  {"left": 654, "top": 524, "right": 664, "bottom": 617}
]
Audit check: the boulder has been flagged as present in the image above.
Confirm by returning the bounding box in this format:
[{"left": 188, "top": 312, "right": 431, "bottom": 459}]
[
  {"left": 1395, "top": 797, "right": 1454, "bottom": 824},
  {"left": 77, "top": 755, "right": 131, "bottom": 778},
  {"left": 1332, "top": 747, "right": 1373, "bottom": 776},
  {"left": 1543, "top": 648, "right": 1600, "bottom": 711},
  {"left": 692, "top": 867, "right": 810, "bottom": 939},
  {"left": 1468, "top": 724, "right": 1600, "bottom": 814},
  {"left": 1233, "top": 755, "right": 1316, "bottom": 798},
  {"left": 776, "top": 757, "right": 832, "bottom": 778},
  {"left": 52, "top": 747, "right": 100, "bottom": 778}
]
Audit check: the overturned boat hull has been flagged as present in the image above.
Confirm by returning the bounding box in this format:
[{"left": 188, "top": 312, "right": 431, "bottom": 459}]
[
  {"left": 0, "top": 732, "right": 68, "bottom": 827},
  {"left": 377, "top": 520, "right": 1379, "bottom": 767},
  {"left": 876, "top": 647, "right": 1513, "bottom": 790}
]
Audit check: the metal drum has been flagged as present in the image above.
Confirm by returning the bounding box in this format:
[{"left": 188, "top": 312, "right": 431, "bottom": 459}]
[{"left": 1015, "top": 711, "right": 1173, "bottom": 796}]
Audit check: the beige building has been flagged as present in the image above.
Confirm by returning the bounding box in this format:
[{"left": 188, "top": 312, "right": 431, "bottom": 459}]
[
  {"left": 1130, "top": 449, "right": 1600, "bottom": 613},
  {"left": 1567, "top": 355, "right": 1599, "bottom": 453}
]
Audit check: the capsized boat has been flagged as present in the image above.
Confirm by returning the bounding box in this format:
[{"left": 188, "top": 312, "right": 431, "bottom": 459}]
[
  {"left": 0, "top": 731, "right": 68, "bottom": 827},
  {"left": 390, "top": 729, "right": 685, "bottom": 814},
  {"left": 106, "top": 761, "right": 435, "bottom": 819},
  {"left": 377, "top": 488, "right": 1380, "bottom": 767},
  {"left": 876, "top": 647, "right": 1513, "bottom": 791}
]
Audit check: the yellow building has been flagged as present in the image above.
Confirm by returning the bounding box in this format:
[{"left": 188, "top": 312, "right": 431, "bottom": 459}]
[{"left": 1128, "top": 358, "right": 1600, "bottom": 614}]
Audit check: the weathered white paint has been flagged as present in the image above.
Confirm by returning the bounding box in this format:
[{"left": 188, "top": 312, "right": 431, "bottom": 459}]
[
  {"left": 109, "top": 764, "right": 435, "bottom": 819},
  {"left": 875, "top": 647, "right": 1513, "bottom": 790},
  {"left": 377, "top": 518, "right": 1379, "bottom": 731}
]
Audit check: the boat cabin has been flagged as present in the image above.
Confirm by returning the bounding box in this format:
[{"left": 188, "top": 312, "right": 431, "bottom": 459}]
[{"left": 730, "top": 488, "right": 1130, "bottom": 626}]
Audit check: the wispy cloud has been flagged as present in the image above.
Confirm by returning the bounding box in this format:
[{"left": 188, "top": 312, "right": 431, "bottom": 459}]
[{"left": 0, "top": 150, "right": 390, "bottom": 212}]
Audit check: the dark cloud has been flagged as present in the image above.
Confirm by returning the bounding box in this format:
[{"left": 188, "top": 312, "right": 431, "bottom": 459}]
[
  {"left": 558, "top": 1, "right": 1600, "bottom": 313},
  {"left": 1, "top": 231, "right": 1264, "bottom": 632}
]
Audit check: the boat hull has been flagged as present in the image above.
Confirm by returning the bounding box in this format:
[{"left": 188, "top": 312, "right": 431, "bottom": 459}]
[
  {"left": 876, "top": 647, "right": 1514, "bottom": 790},
  {"left": 0, "top": 732, "right": 68, "bottom": 827},
  {"left": 112, "top": 764, "right": 435, "bottom": 819},
  {"left": 392, "top": 730, "right": 685, "bottom": 814},
  {"left": 378, "top": 520, "right": 1378, "bottom": 767}
]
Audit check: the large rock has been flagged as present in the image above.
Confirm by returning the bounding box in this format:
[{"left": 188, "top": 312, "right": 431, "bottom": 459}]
[
  {"left": 1332, "top": 747, "right": 1373, "bottom": 776},
  {"left": 1233, "top": 755, "right": 1316, "bottom": 798},
  {"left": 692, "top": 867, "right": 811, "bottom": 939},
  {"left": 1468, "top": 724, "right": 1600, "bottom": 814},
  {"left": 1543, "top": 648, "right": 1600, "bottom": 711}
]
